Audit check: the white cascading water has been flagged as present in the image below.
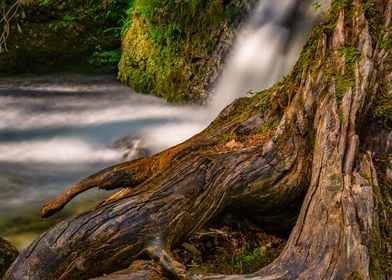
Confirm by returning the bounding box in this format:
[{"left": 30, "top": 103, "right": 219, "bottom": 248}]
[
  {"left": 209, "top": 0, "right": 329, "bottom": 116},
  {"left": 0, "top": 0, "right": 329, "bottom": 250}
]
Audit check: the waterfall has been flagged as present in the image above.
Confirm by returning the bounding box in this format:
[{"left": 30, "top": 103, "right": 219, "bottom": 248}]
[{"left": 208, "top": 0, "right": 329, "bottom": 116}]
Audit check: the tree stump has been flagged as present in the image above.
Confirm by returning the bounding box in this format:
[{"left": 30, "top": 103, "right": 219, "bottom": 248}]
[{"left": 4, "top": 0, "right": 391, "bottom": 279}]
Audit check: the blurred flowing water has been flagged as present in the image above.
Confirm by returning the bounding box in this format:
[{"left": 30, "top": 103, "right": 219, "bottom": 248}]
[
  {"left": 0, "top": 0, "right": 329, "bottom": 250},
  {"left": 0, "top": 75, "right": 209, "bottom": 250},
  {"left": 209, "top": 0, "right": 329, "bottom": 115}
]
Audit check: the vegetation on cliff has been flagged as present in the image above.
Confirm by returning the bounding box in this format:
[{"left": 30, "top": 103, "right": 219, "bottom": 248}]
[
  {"left": 118, "top": 0, "right": 255, "bottom": 102},
  {"left": 0, "top": 0, "right": 128, "bottom": 74},
  {"left": 1, "top": 0, "right": 255, "bottom": 102}
]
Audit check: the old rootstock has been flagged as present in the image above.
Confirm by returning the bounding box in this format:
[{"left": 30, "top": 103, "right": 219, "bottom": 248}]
[{"left": 4, "top": 0, "right": 392, "bottom": 279}]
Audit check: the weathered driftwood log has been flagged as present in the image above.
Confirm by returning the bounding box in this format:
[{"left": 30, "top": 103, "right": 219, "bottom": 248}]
[{"left": 4, "top": 0, "right": 392, "bottom": 279}]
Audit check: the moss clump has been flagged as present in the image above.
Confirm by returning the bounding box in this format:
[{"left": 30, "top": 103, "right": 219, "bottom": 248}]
[
  {"left": 233, "top": 244, "right": 269, "bottom": 274},
  {"left": 0, "top": 0, "right": 129, "bottom": 75},
  {"left": 118, "top": 0, "right": 254, "bottom": 102},
  {"left": 360, "top": 0, "right": 384, "bottom": 46}
]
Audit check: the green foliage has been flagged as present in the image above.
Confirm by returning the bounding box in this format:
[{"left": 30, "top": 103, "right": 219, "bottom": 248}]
[
  {"left": 254, "top": 84, "right": 279, "bottom": 112},
  {"left": 220, "top": 133, "right": 234, "bottom": 144},
  {"left": 63, "top": 14, "right": 76, "bottom": 22},
  {"left": 335, "top": 74, "right": 355, "bottom": 104},
  {"left": 149, "top": 27, "right": 163, "bottom": 43},
  {"left": 233, "top": 244, "right": 267, "bottom": 274},
  {"left": 88, "top": 50, "right": 121, "bottom": 67},
  {"left": 118, "top": 0, "right": 135, "bottom": 36},
  {"left": 361, "top": 0, "right": 383, "bottom": 41},
  {"left": 262, "top": 118, "right": 280, "bottom": 131},
  {"left": 312, "top": 1, "right": 326, "bottom": 16},
  {"left": 290, "top": 23, "right": 324, "bottom": 85},
  {"left": 340, "top": 46, "right": 360, "bottom": 65},
  {"left": 39, "top": 0, "right": 49, "bottom": 7},
  {"left": 312, "top": 1, "right": 322, "bottom": 12}
]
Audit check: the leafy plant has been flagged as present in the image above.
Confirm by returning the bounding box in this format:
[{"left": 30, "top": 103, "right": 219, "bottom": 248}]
[
  {"left": 312, "top": 1, "right": 326, "bottom": 17},
  {"left": 88, "top": 50, "right": 121, "bottom": 66},
  {"left": 233, "top": 244, "right": 267, "bottom": 274},
  {"left": 63, "top": 14, "right": 76, "bottom": 22},
  {"left": 39, "top": 0, "right": 49, "bottom": 7},
  {"left": 340, "top": 46, "right": 360, "bottom": 65}
]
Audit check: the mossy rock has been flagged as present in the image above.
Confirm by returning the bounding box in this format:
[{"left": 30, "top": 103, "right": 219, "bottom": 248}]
[
  {"left": 118, "top": 0, "right": 256, "bottom": 102},
  {"left": 0, "top": 0, "right": 129, "bottom": 75},
  {"left": 0, "top": 237, "right": 18, "bottom": 277}
]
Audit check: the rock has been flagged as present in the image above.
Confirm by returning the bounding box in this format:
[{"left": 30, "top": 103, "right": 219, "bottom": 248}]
[
  {"left": 112, "top": 136, "right": 151, "bottom": 161},
  {"left": 0, "top": 237, "right": 18, "bottom": 277},
  {"left": 118, "top": 0, "right": 258, "bottom": 102}
]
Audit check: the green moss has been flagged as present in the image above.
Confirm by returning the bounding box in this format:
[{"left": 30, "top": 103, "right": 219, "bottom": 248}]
[
  {"left": 233, "top": 244, "right": 269, "bottom": 274},
  {"left": 370, "top": 78, "right": 392, "bottom": 129},
  {"left": 340, "top": 46, "right": 361, "bottom": 65},
  {"left": 262, "top": 118, "right": 280, "bottom": 131},
  {"left": 39, "top": 0, "right": 50, "bottom": 7},
  {"left": 290, "top": 23, "right": 324, "bottom": 85},
  {"left": 118, "top": 0, "right": 253, "bottom": 102},
  {"left": 290, "top": 0, "right": 353, "bottom": 81},
  {"left": 220, "top": 133, "right": 234, "bottom": 144},
  {"left": 206, "top": 96, "right": 255, "bottom": 134},
  {"left": 253, "top": 85, "right": 278, "bottom": 112},
  {"left": 361, "top": 0, "right": 384, "bottom": 45},
  {"left": 335, "top": 74, "right": 355, "bottom": 103},
  {"left": 63, "top": 14, "right": 77, "bottom": 22},
  {"left": 88, "top": 49, "right": 122, "bottom": 67}
]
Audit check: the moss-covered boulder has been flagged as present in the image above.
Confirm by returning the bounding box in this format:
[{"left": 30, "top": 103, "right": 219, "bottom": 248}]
[
  {"left": 118, "top": 0, "right": 256, "bottom": 102},
  {"left": 0, "top": 237, "right": 18, "bottom": 277},
  {"left": 0, "top": 0, "right": 128, "bottom": 75}
]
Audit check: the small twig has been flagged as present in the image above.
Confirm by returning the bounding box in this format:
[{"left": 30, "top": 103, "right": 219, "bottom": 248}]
[{"left": 0, "top": 0, "right": 27, "bottom": 52}]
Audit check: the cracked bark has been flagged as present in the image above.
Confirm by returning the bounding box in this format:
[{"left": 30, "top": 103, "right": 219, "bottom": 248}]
[{"left": 4, "top": 0, "right": 392, "bottom": 279}]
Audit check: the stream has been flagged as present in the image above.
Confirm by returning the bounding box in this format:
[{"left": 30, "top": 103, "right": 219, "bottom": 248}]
[{"left": 0, "top": 75, "right": 209, "bottom": 250}]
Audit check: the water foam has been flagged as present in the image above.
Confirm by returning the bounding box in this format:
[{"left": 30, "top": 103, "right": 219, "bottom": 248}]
[{"left": 209, "top": 0, "right": 329, "bottom": 116}]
